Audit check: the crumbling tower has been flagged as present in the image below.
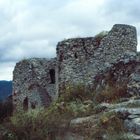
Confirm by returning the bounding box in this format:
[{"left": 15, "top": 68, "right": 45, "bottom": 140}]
[{"left": 56, "top": 24, "right": 137, "bottom": 94}]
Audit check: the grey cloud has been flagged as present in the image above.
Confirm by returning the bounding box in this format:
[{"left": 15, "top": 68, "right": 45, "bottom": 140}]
[
  {"left": 0, "top": 0, "right": 140, "bottom": 80},
  {"left": 0, "top": 62, "right": 15, "bottom": 80},
  {"left": 0, "top": 39, "right": 56, "bottom": 62},
  {"left": 103, "top": 0, "right": 140, "bottom": 23}
]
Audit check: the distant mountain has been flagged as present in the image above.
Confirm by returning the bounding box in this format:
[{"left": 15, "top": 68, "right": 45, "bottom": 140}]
[{"left": 0, "top": 81, "right": 12, "bottom": 101}]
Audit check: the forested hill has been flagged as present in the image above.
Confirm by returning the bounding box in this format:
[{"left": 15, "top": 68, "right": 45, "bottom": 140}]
[{"left": 0, "top": 81, "right": 12, "bottom": 101}]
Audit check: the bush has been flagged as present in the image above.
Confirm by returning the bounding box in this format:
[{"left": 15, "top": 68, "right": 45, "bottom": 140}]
[
  {"left": 5, "top": 108, "right": 49, "bottom": 140},
  {"left": 4, "top": 100, "right": 93, "bottom": 140},
  {"left": 2, "top": 84, "right": 95, "bottom": 140},
  {"left": 60, "top": 84, "right": 93, "bottom": 102},
  {"left": 90, "top": 111, "right": 130, "bottom": 140},
  {"left": 45, "top": 100, "right": 94, "bottom": 130},
  {"left": 0, "top": 98, "right": 13, "bottom": 121},
  {"left": 0, "top": 84, "right": 131, "bottom": 140},
  {"left": 94, "top": 85, "right": 128, "bottom": 103},
  {"left": 94, "top": 31, "right": 108, "bottom": 45},
  {"left": 106, "top": 133, "right": 133, "bottom": 140}
]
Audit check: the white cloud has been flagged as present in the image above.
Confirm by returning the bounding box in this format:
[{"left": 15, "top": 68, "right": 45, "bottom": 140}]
[
  {"left": 0, "top": 62, "right": 15, "bottom": 80},
  {"left": 0, "top": 0, "right": 140, "bottom": 80}
]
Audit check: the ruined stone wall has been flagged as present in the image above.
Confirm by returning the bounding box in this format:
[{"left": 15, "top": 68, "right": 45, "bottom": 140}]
[
  {"left": 56, "top": 24, "right": 137, "bottom": 94},
  {"left": 13, "top": 24, "right": 138, "bottom": 110},
  {"left": 12, "top": 58, "right": 56, "bottom": 110}
]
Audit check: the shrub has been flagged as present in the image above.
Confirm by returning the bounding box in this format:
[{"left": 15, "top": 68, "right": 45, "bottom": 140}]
[
  {"left": 60, "top": 84, "right": 93, "bottom": 102},
  {"left": 5, "top": 101, "right": 93, "bottom": 140},
  {"left": 94, "top": 31, "right": 108, "bottom": 45},
  {"left": 90, "top": 111, "right": 130, "bottom": 140},
  {"left": 1, "top": 84, "right": 131, "bottom": 140},
  {"left": 0, "top": 98, "right": 13, "bottom": 121},
  {"left": 2, "top": 84, "right": 95, "bottom": 140},
  {"left": 94, "top": 84, "right": 128, "bottom": 103},
  {"left": 106, "top": 133, "right": 133, "bottom": 140},
  {"left": 45, "top": 100, "right": 94, "bottom": 130},
  {"left": 5, "top": 108, "right": 49, "bottom": 140}
]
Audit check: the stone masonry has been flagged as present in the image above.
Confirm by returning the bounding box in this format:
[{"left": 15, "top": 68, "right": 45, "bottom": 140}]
[
  {"left": 13, "top": 24, "right": 140, "bottom": 110},
  {"left": 56, "top": 24, "right": 137, "bottom": 94},
  {"left": 13, "top": 58, "right": 56, "bottom": 110}
]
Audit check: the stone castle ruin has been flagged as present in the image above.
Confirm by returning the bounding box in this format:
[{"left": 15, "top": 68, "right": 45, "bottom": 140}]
[
  {"left": 13, "top": 58, "right": 56, "bottom": 110},
  {"left": 12, "top": 24, "right": 140, "bottom": 110}
]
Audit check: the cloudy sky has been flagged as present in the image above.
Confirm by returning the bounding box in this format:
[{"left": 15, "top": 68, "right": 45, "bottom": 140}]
[{"left": 0, "top": 0, "right": 140, "bottom": 80}]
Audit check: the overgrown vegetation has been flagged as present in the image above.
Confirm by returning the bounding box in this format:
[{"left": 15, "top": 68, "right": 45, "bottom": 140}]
[
  {"left": 94, "top": 31, "right": 108, "bottom": 45},
  {"left": 82, "top": 111, "right": 132, "bottom": 140},
  {"left": 60, "top": 84, "right": 90, "bottom": 100},
  {"left": 0, "top": 98, "right": 13, "bottom": 122},
  {"left": 94, "top": 84, "right": 128, "bottom": 103},
  {"left": 0, "top": 84, "right": 132, "bottom": 140},
  {"left": 7, "top": 109, "right": 49, "bottom": 140}
]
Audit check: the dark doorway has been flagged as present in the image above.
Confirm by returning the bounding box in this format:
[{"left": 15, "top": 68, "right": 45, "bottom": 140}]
[
  {"left": 49, "top": 69, "right": 55, "bottom": 84},
  {"left": 74, "top": 52, "right": 78, "bottom": 59},
  {"left": 31, "top": 102, "right": 36, "bottom": 109},
  {"left": 23, "top": 97, "right": 28, "bottom": 111}
]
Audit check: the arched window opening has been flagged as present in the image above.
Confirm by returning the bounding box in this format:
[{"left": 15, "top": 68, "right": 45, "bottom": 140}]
[
  {"left": 23, "top": 97, "right": 28, "bottom": 111},
  {"left": 49, "top": 69, "right": 55, "bottom": 84}
]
